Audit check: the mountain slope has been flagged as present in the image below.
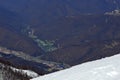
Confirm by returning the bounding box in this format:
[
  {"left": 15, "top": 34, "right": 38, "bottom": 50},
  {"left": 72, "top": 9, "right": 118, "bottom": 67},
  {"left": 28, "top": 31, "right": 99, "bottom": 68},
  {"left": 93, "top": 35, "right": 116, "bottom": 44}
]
[
  {"left": 31, "top": 54, "right": 120, "bottom": 80},
  {"left": 0, "top": 1, "right": 120, "bottom": 75},
  {"left": 0, "top": 0, "right": 120, "bottom": 25},
  {"left": 0, "top": 7, "right": 44, "bottom": 56},
  {"left": 41, "top": 14, "right": 120, "bottom": 65}
]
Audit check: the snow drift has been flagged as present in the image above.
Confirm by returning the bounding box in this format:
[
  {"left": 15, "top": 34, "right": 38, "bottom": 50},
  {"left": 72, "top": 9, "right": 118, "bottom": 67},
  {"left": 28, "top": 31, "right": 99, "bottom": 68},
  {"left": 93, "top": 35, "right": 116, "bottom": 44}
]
[{"left": 31, "top": 54, "right": 120, "bottom": 80}]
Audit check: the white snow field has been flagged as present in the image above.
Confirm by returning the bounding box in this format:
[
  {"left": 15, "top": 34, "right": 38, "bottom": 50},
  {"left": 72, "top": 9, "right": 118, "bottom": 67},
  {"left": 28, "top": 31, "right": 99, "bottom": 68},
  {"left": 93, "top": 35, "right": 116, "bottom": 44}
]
[{"left": 31, "top": 54, "right": 120, "bottom": 80}]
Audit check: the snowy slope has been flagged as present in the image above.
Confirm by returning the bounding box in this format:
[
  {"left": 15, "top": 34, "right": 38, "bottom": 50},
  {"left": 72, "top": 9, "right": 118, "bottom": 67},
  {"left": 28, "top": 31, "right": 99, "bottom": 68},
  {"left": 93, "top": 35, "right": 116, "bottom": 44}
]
[
  {"left": 0, "top": 63, "right": 39, "bottom": 78},
  {"left": 31, "top": 54, "right": 120, "bottom": 80},
  {"left": 11, "top": 67, "right": 39, "bottom": 78}
]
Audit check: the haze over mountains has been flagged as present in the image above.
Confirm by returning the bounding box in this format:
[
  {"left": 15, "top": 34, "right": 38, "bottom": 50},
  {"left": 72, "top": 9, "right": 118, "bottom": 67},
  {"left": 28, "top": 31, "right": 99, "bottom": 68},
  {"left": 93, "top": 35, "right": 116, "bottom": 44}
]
[
  {"left": 0, "top": 0, "right": 120, "bottom": 77},
  {"left": 0, "top": 0, "right": 120, "bottom": 25}
]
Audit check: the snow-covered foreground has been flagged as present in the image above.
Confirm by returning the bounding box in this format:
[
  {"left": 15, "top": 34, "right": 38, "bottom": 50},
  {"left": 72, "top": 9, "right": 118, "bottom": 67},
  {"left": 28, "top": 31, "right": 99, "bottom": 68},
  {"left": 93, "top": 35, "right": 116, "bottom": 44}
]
[{"left": 31, "top": 54, "right": 120, "bottom": 80}]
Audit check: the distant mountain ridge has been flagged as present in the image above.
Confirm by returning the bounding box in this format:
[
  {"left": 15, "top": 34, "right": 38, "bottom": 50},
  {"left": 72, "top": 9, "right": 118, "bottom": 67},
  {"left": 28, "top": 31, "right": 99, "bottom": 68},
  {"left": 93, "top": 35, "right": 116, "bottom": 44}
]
[{"left": 0, "top": 0, "right": 120, "bottom": 25}]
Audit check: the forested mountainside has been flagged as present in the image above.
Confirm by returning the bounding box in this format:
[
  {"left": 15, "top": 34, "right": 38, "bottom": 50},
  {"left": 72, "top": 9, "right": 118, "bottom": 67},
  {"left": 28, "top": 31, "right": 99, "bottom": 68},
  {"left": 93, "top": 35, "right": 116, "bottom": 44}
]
[
  {"left": 40, "top": 14, "right": 120, "bottom": 65},
  {"left": 0, "top": 0, "right": 120, "bottom": 76},
  {"left": 0, "top": 6, "right": 69, "bottom": 76},
  {"left": 0, "top": 7, "right": 44, "bottom": 56}
]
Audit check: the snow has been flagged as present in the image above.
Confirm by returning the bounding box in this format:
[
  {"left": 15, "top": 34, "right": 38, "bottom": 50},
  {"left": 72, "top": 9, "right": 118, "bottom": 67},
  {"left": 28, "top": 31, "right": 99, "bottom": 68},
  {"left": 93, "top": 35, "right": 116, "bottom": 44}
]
[
  {"left": 0, "top": 62, "right": 39, "bottom": 78},
  {"left": 21, "top": 70, "right": 39, "bottom": 78},
  {"left": 0, "top": 63, "right": 39, "bottom": 78},
  {"left": 11, "top": 67, "right": 39, "bottom": 78},
  {"left": 31, "top": 54, "right": 120, "bottom": 80}
]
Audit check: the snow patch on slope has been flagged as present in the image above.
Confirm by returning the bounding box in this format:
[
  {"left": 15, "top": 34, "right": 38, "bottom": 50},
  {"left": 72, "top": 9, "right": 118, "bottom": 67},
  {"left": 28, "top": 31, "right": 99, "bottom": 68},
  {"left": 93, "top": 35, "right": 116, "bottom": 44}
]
[
  {"left": 0, "top": 63, "right": 39, "bottom": 79},
  {"left": 11, "top": 67, "right": 39, "bottom": 78},
  {"left": 31, "top": 54, "right": 120, "bottom": 80}
]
